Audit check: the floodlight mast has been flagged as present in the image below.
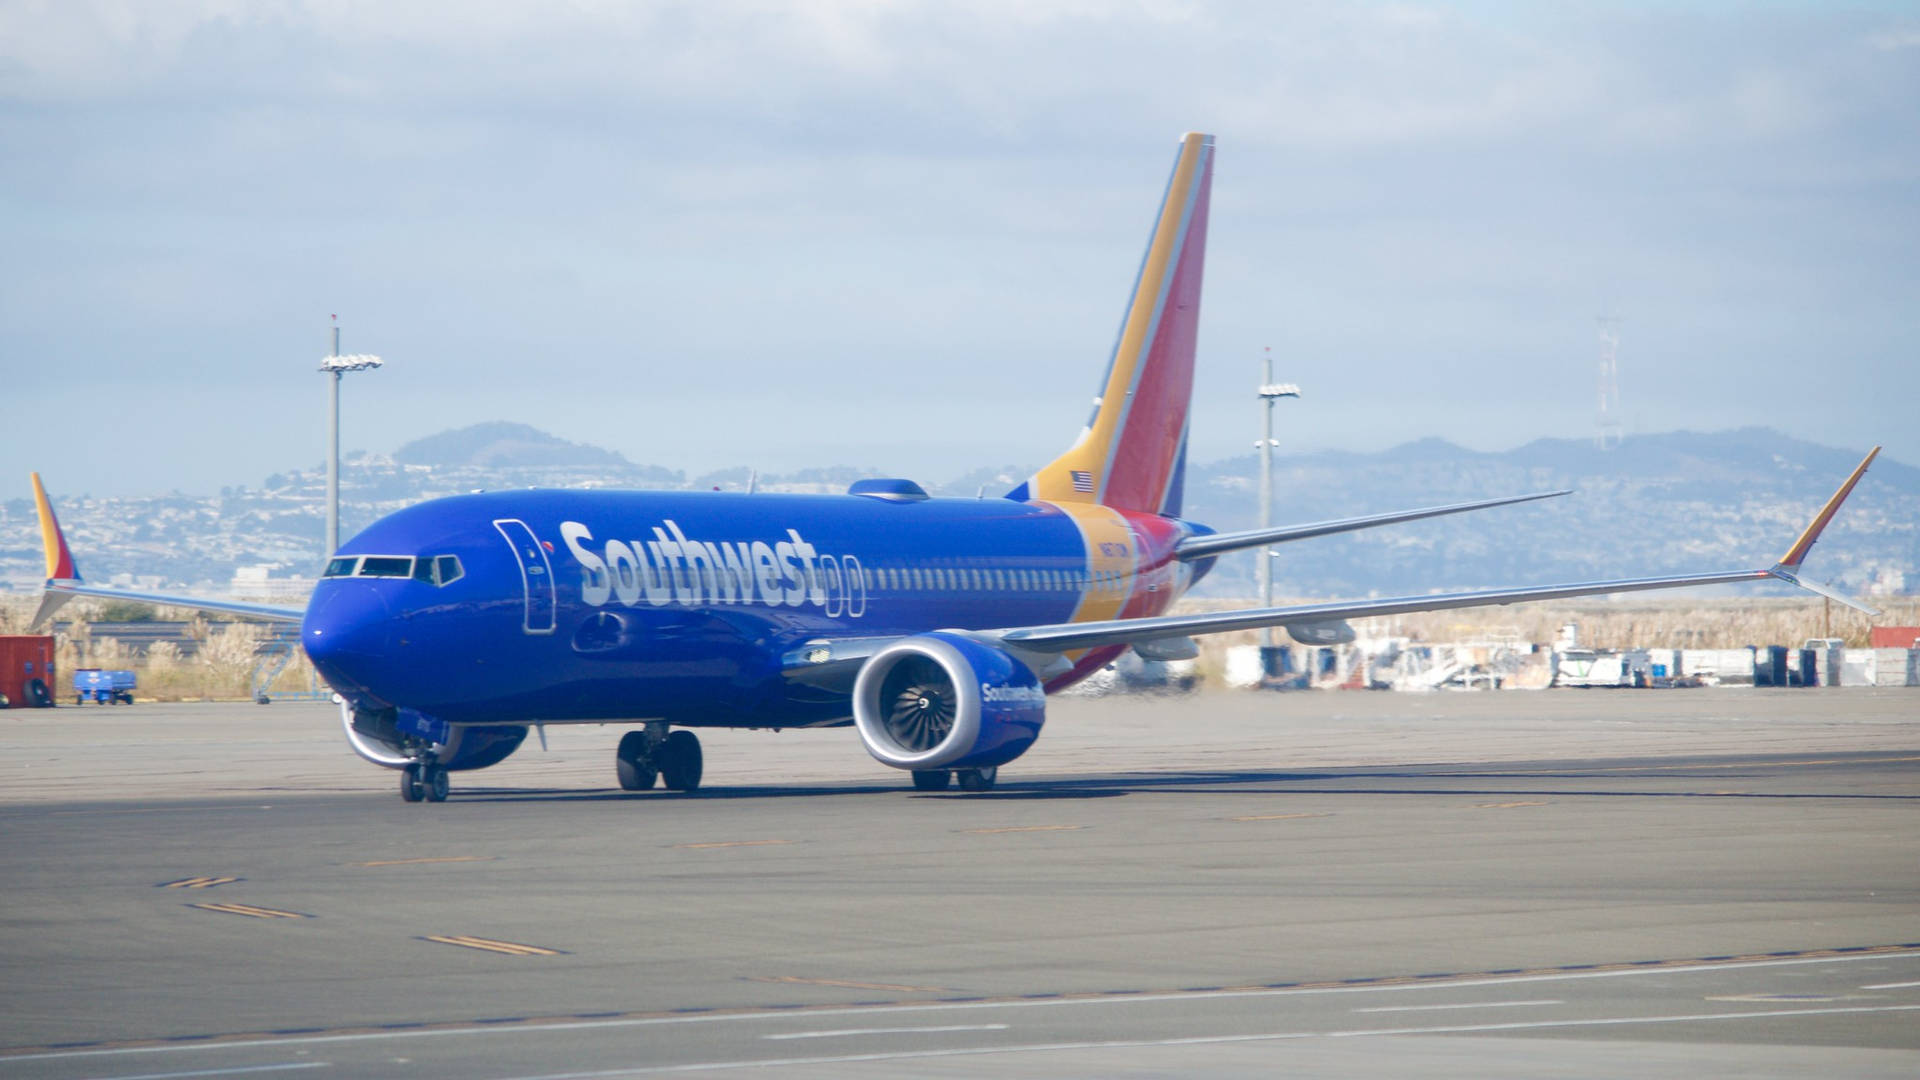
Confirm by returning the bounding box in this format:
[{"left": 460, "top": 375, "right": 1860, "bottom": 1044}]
[
  {"left": 320, "top": 318, "right": 383, "bottom": 560},
  {"left": 1255, "top": 346, "right": 1301, "bottom": 652}
]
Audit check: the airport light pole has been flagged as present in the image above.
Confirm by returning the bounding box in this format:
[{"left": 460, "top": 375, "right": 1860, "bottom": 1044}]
[
  {"left": 320, "top": 319, "right": 382, "bottom": 559},
  {"left": 1256, "top": 346, "right": 1301, "bottom": 652}
]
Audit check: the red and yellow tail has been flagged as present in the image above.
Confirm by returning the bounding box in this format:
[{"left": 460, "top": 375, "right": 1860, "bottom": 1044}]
[
  {"left": 1013, "top": 132, "right": 1214, "bottom": 517},
  {"left": 31, "top": 472, "right": 79, "bottom": 581}
]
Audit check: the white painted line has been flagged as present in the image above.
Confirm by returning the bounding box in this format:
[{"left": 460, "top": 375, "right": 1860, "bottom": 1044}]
[
  {"left": 90, "top": 1063, "right": 328, "bottom": 1080},
  {"left": 482, "top": 1003, "right": 1920, "bottom": 1077},
  {"left": 14, "top": 950, "right": 1920, "bottom": 1063},
  {"left": 1862, "top": 980, "right": 1920, "bottom": 989},
  {"left": 1352, "top": 999, "right": 1561, "bottom": 1014},
  {"left": 764, "top": 1024, "right": 1008, "bottom": 1041}
]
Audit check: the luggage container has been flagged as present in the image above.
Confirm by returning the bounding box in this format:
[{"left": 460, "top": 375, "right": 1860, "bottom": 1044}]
[{"left": 0, "top": 635, "right": 57, "bottom": 708}]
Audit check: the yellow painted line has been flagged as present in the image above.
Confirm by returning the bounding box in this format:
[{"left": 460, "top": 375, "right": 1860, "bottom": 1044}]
[
  {"left": 670, "top": 840, "right": 795, "bottom": 850},
  {"left": 1231, "top": 813, "right": 1331, "bottom": 822},
  {"left": 1474, "top": 801, "right": 1548, "bottom": 809},
  {"left": 747, "top": 976, "right": 949, "bottom": 993},
  {"left": 159, "top": 876, "right": 241, "bottom": 889},
  {"left": 352, "top": 856, "right": 496, "bottom": 867},
  {"left": 422, "top": 935, "right": 565, "bottom": 957},
  {"left": 961, "top": 825, "right": 1084, "bottom": 835},
  {"left": 190, "top": 903, "right": 309, "bottom": 919}
]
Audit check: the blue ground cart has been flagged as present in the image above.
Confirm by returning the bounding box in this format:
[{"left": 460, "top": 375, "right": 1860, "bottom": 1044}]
[{"left": 74, "top": 668, "right": 136, "bottom": 705}]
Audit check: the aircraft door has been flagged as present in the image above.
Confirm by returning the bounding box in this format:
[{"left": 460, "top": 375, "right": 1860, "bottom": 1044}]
[{"left": 493, "top": 519, "right": 557, "bottom": 634}]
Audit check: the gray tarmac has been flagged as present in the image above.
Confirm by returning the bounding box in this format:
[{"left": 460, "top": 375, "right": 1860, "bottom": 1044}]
[{"left": 2, "top": 688, "right": 1917, "bottom": 1077}]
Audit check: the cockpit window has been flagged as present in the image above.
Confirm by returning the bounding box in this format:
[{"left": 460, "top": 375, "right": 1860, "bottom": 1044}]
[
  {"left": 408, "top": 554, "right": 466, "bottom": 586},
  {"left": 357, "top": 556, "right": 414, "bottom": 578},
  {"left": 323, "top": 557, "right": 358, "bottom": 578}
]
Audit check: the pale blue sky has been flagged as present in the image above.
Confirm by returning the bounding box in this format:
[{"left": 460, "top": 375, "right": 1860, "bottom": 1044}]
[{"left": 2, "top": 1, "right": 1914, "bottom": 496}]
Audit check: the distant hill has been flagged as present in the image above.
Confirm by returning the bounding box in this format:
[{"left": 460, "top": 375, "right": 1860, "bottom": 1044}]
[
  {"left": 395, "top": 423, "right": 630, "bottom": 469},
  {"left": 1181, "top": 427, "right": 1915, "bottom": 599},
  {"left": 1, "top": 426, "right": 1909, "bottom": 600}
]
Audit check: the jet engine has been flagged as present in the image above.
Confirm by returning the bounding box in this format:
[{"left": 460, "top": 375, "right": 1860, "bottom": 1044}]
[
  {"left": 340, "top": 700, "right": 528, "bottom": 772},
  {"left": 852, "top": 632, "right": 1045, "bottom": 772}
]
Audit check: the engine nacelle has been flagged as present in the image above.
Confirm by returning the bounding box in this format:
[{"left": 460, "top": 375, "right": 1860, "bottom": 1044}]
[
  {"left": 852, "top": 632, "right": 1045, "bottom": 772},
  {"left": 339, "top": 699, "right": 528, "bottom": 772}
]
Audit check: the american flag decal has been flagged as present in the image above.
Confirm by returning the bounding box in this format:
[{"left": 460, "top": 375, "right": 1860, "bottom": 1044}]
[{"left": 1070, "top": 470, "right": 1095, "bottom": 493}]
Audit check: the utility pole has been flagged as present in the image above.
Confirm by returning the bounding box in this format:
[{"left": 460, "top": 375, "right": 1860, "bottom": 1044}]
[
  {"left": 319, "top": 316, "right": 383, "bottom": 560},
  {"left": 1256, "top": 346, "right": 1301, "bottom": 660}
]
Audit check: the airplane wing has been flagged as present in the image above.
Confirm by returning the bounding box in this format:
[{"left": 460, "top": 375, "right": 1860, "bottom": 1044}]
[
  {"left": 1174, "top": 489, "right": 1570, "bottom": 560},
  {"left": 26, "top": 473, "right": 306, "bottom": 631},
  {"left": 991, "top": 447, "right": 1882, "bottom": 656}
]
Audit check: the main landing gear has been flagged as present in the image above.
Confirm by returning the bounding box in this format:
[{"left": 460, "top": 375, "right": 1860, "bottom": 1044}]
[
  {"left": 616, "top": 722, "right": 703, "bottom": 793},
  {"left": 911, "top": 766, "right": 997, "bottom": 793},
  {"left": 399, "top": 762, "right": 450, "bottom": 803}
]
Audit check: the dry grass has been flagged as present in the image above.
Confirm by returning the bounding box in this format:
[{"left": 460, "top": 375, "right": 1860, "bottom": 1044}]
[{"left": 2, "top": 594, "right": 320, "bottom": 702}]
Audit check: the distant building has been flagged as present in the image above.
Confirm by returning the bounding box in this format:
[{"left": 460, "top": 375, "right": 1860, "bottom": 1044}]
[{"left": 230, "top": 565, "right": 313, "bottom": 604}]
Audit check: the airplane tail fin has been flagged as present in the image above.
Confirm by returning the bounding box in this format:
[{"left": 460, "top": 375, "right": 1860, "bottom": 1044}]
[{"left": 1011, "top": 132, "right": 1214, "bottom": 517}]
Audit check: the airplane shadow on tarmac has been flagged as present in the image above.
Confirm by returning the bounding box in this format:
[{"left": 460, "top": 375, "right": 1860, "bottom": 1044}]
[{"left": 448, "top": 758, "right": 1920, "bottom": 804}]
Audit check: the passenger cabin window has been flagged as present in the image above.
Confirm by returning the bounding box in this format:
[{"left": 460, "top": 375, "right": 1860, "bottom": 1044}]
[
  {"left": 358, "top": 556, "right": 414, "bottom": 578},
  {"left": 324, "top": 557, "right": 358, "bottom": 578}
]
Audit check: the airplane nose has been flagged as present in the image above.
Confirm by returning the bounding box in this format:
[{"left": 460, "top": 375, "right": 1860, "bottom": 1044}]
[{"left": 302, "top": 581, "right": 394, "bottom": 671}]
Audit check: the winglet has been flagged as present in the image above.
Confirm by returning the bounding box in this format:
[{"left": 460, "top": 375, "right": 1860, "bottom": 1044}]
[
  {"left": 30, "top": 472, "right": 79, "bottom": 581},
  {"left": 1774, "top": 447, "right": 1878, "bottom": 571},
  {"left": 1766, "top": 446, "right": 1881, "bottom": 617}
]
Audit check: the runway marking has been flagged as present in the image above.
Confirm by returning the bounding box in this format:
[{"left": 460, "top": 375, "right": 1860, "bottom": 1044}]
[
  {"left": 746, "top": 977, "right": 949, "bottom": 993},
  {"left": 50, "top": 805, "right": 277, "bottom": 816},
  {"left": 1493, "top": 755, "right": 1920, "bottom": 775},
  {"left": 421, "top": 935, "right": 565, "bottom": 957},
  {"left": 159, "top": 877, "right": 241, "bottom": 889},
  {"left": 352, "top": 856, "right": 496, "bottom": 867},
  {"left": 960, "top": 825, "right": 1083, "bottom": 834},
  {"left": 1230, "top": 813, "right": 1330, "bottom": 822},
  {"left": 669, "top": 840, "right": 794, "bottom": 850},
  {"left": 1352, "top": 999, "right": 1560, "bottom": 1013},
  {"left": 763, "top": 1024, "right": 1008, "bottom": 1040},
  {"left": 9, "top": 945, "right": 1918, "bottom": 1061},
  {"left": 88, "top": 1063, "right": 328, "bottom": 1079},
  {"left": 1862, "top": 980, "right": 1920, "bottom": 989},
  {"left": 469, "top": 1003, "right": 1920, "bottom": 1076},
  {"left": 188, "top": 903, "right": 309, "bottom": 920},
  {"left": 1473, "top": 801, "right": 1547, "bottom": 809}
]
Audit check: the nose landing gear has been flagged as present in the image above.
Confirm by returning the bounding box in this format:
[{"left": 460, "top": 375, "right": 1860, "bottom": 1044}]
[{"left": 400, "top": 762, "right": 450, "bottom": 803}]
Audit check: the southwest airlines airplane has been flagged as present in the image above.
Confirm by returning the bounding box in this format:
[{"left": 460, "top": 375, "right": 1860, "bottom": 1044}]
[{"left": 29, "top": 133, "right": 1880, "bottom": 803}]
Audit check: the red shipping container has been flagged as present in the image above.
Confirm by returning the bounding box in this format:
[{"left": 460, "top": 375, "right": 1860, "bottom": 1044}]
[
  {"left": 0, "top": 635, "right": 57, "bottom": 708},
  {"left": 1869, "top": 626, "right": 1920, "bottom": 649}
]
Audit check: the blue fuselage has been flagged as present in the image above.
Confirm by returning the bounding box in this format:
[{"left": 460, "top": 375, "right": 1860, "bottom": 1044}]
[{"left": 302, "top": 490, "right": 1208, "bottom": 730}]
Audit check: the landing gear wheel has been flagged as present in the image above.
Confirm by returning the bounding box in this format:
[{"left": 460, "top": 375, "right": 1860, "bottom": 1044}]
[
  {"left": 658, "top": 730, "right": 703, "bottom": 792},
  {"left": 399, "top": 763, "right": 426, "bottom": 803},
  {"left": 911, "top": 770, "right": 952, "bottom": 792},
  {"left": 424, "top": 766, "right": 450, "bottom": 802},
  {"left": 615, "top": 730, "right": 658, "bottom": 791},
  {"left": 956, "top": 766, "right": 997, "bottom": 793}
]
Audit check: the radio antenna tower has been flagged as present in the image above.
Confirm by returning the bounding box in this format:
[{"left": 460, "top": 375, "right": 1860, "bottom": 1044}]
[{"left": 1595, "top": 315, "right": 1623, "bottom": 450}]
